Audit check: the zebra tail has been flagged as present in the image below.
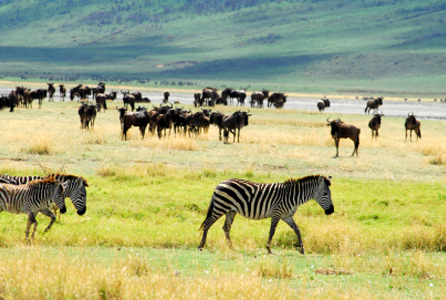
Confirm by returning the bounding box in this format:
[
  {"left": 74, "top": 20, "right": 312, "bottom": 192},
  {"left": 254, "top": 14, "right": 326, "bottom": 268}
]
[{"left": 199, "top": 198, "right": 215, "bottom": 231}]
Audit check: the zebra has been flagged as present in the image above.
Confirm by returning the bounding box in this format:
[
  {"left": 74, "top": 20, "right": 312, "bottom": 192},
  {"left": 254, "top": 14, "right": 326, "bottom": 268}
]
[
  {"left": 198, "top": 175, "right": 334, "bottom": 254},
  {"left": 0, "top": 173, "right": 88, "bottom": 232},
  {"left": 0, "top": 176, "right": 67, "bottom": 239}
]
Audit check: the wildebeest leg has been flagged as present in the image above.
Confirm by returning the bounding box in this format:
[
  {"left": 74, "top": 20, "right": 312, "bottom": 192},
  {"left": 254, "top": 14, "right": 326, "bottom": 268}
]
[
  {"left": 237, "top": 128, "right": 240, "bottom": 143},
  {"left": 223, "top": 129, "right": 229, "bottom": 143},
  {"left": 334, "top": 138, "right": 340, "bottom": 157},
  {"left": 218, "top": 127, "right": 223, "bottom": 141},
  {"left": 140, "top": 126, "right": 147, "bottom": 139},
  {"left": 39, "top": 208, "right": 56, "bottom": 233},
  {"left": 405, "top": 130, "right": 408, "bottom": 142},
  {"left": 222, "top": 211, "right": 237, "bottom": 249},
  {"left": 351, "top": 136, "right": 359, "bottom": 156},
  {"left": 266, "top": 215, "right": 281, "bottom": 254},
  {"left": 282, "top": 216, "right": 304, "bottom": 254}
]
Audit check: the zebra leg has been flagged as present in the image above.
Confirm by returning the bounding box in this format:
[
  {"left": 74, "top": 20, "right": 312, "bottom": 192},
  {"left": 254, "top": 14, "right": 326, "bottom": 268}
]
[
  {"left": 39, "top": 208, "right": 56, "bottom": 233},
  {"left": 266, "top": 216, "right": 281, "bottom": 254},
  {"left": 198, "top": 202, "right": 226, "bottom": 251},
  {"left": 222, "top": 211, "right": 237, "bottom": 248},
  {"left": 26, "top": 212, "right": 38, "bottom": 239},
  {"left": 282, "top": 217, "right": 304, "bottom": 255}
]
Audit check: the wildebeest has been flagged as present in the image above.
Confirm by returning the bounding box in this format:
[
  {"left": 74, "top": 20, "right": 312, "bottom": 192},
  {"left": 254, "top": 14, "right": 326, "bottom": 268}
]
[
  {"left": 29, "top": 89, "right": 47, "bottom": 108},
  {"left": 173, "top": 108, "right": 191, "bottom": 136},
  {"left": 116, "top": 106, "right": 127, "bottom": 128},
  {"left": 229, "top": 89, "right": 240, "bottom": 106},
  {"left": 326, "top": 118, "right": 361, "bottom": 157},
  {"left": 0, "top": 95, "right": 12, "bottom": 111},
  {"left": 268, "top": 92, "right": 287, "bottom": 108},
  {"left": 250, "top": 90, "right": 269, "bottom": 108},
  {"left": 365, "top": 97, "right": 383, "bottom": 114},
  {"left": 122, "top": 108, "right": 151, "bottom": 140},
  {"left": 95, "top": 94, "right": 107, "bottom": 112},
  {"left": 70, "top": 85, "right": 90, "bottom": 101},
  {"left": 193, "top": 92, "right": 201, "bottom": 107},
  {"left": 78, "top": 103, "right": 97, "bottom": 129},
  {"left": 92, "top": 82, "right": 106, "bottom": 99},
  {"left": 210, "top": 111, "right": 226, "bottom": 141},
  {"left": 7, "top": 90, "right": 19, "bottom": 112},
  {"left": 405, "top": 113, "right": 421, "bottom": 142},
  {"left": 105, "top": 91, "right": 117, "bottom": 101},
  {"left": 317, "top": 97, "right": 330, "bottom": 112},
  {"left": 47, "top": 83, "right": 56, "bottom": 101},
  {"left": 163, "top": 90, "right": 170, "bottom": 103},
  {"left": 221, "top": 88, "right": 231, "bottom": 105},
  {"left": 238, "top": 89, "right": 247, "bottom": 106},
  {"left": 16, "top": 86, "right": 31, "bottom": 108},
  {"left": 201, "top": 87, "right": 218, "bottom": 106},
  {"left": 187, "top": 111, "right": 210, "bottom": 137},
  {"left": 222, "top": 110, "right": 251, "bottom": 143},
  {"left": 122, "top": 91, "right": 136, "bottom": 111},
  {"left": 59, "top": 84, "right": 66, "bottom": 101},
  {"left": 368, "top": 113, "right": 383, "bottom": 140},
  {"left": 156, "top": 108, "right": 177, "bottom": 139}
]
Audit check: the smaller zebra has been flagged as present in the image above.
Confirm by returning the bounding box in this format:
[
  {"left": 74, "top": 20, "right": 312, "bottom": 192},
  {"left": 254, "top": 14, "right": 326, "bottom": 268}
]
[
  {"left": 199, "top": 175, "right": 334, "bottom": 254},
  {"left": 0, "top": 176, "right": 67, "bottom": 239},
  {"left": 0, "top": 173, "right": 88, "bottom": 232}
]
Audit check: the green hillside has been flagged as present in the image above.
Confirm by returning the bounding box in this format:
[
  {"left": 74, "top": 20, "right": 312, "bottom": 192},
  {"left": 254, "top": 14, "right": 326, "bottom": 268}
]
[{"left": 1, "top": 0, "right": 446, "bottom": 94}]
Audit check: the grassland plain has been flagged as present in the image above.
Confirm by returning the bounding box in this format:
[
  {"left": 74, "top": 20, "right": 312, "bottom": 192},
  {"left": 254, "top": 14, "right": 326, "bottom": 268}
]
[{"left": 0, "top": 99, "right": 445, "bottom": 299}]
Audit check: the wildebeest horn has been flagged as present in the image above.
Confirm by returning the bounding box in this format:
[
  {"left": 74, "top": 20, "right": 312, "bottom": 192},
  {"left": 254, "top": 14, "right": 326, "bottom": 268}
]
[{"left": 326, "top": 117, "right": 331, "bottom": 122}]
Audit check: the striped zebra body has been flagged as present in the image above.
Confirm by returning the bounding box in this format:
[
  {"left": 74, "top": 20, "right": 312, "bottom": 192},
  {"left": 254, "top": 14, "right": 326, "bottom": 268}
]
[
  {"left": 0, "top": 177, "right": 66, "bottom": 239},
  {"left": 199, "top": 175, "right": 334, "bottom": 254},
  {"left": 0, "top": 173, "right": 88, "bottom": 233}
]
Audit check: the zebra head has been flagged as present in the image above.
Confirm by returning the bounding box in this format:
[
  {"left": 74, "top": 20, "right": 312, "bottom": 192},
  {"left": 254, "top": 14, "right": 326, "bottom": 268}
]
[
  {"left": 314, "top": 176, "right": 334, "bottom": 215},
  {"left": 63, "top": 177, "right": 88, "bottom": 216}
]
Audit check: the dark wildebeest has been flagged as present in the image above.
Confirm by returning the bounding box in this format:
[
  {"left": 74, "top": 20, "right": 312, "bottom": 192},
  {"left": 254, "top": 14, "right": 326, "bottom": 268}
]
[
  {"left": 201, "top": 87, "right": 218, "bottom": 106},
  {"left": 221, "top": 88, "right": 231, "bottom": 105},
  {"left": 210, "top": 111, "right": 226, "bottom": 141},
  {"left": 78, "top": 103, "right": 97, "bottom": 129},
  {"left": 122, "top": 109, "right": 151, "bottom": 140},
  {"left": 194, "top": 92, "right": 201, "bottom": 107},
  {"left": 47, "top": 83, "right": 56, "bottom": 101},
  {"left": 148, "top": 104, "right": 171, "bottom": 135},
  {"left": 29, "top": 89, "right": 47, "bottom": 108},
  {"left": 368, "top": 113, "right": 384, "bottom": 140},
  {"left": 250, "top": 90, "right": 269, "bottom": 108},
  {"left": 365, "top": 97, "right": 383, "bottom": 115},
  {"left": 238, "top": 89, "right": 247, "bottom": 106},
  {"left": 0, "top": 95, "right": 12, "bottom": 111},
  {"left": 317, "top": 97, "right": 330, "bottom": 112},
  {"left": 187, "top": 112, "right": 210, "bottom": 137},
  {"left": 92, "top": 82, "right": 106, "bottom": 99},
  {"left": 221, "top": 110, "right": 252, "bottom": 143},
  {"left": 8, "top": 90, "right": 19, "bottom": 112},
  {"left": 116, "top": 106, "right": 127, "bottom": 128},
  {"left": 268, "top": 92, "right": 287, "bottom": 108},
  {"left": 405, "top": 113, "right": 421, "bottom": 142},
  {"left": 122, "top": 91, "right": 136, "bottom": 111},
  {"left": 59, "top": 84, "right": 66, "bottom": 101},
  {"left": 105, "top": 91, "right": 117, "bottom": 101},
  {"left": 163, "top": 90, "right": 170, "bottom": 103},
  {"left": 326, "top": 118, "right": 361, "bottom": 157},
  {"left": 16, "top": 86, "right": 31, "bottom": 108},
  {"left": 95, "top": 94, "right": 107, "bottom": 112},
  {"left": 274, "top": 100, "right": 285, "bottom": 109},
  {"left": 173, "top": 108, "right": 191, "bottom": 136},
  {"left": 156, "top": 108, "right": 177, "bottom": 139},
  {"left": 128, "top": 91, "right": 142, "bottom": 103},
  {"left": 229, "top": 89, "right": 240, "bottom": 106}
]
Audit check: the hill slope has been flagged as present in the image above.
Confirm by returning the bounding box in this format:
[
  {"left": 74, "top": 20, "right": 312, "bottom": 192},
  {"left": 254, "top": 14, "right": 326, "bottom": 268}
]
[{"left": 1, "top": 0, "right": 446, "bottom": 94}]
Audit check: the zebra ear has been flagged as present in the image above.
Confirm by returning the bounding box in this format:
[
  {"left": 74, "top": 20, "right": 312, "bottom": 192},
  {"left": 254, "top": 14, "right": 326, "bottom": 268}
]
[{"left": 328, "top": 176, "right": 332, "bottom": 182}]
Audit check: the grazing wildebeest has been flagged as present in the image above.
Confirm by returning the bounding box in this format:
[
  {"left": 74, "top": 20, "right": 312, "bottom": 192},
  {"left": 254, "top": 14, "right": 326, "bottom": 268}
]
[
  {"left": 47, "top": 83, "right": 56, "bottom": 101},
  {"left": 105, "top": 91, "right": 117, "bottom": 101},
  {"left": 163, "top": 90, "right": 170, "bottom": 103},
  {"left": 198, "top": 175, "right": 334, "bottom": 254},
  {"left": 70, "top": 85, "right": 90, "bottom": 101},
  {"left": 210, "top": 111, "right": 226, "bottom": 141},
  {"left": 317, "top": 97, "right": 330, "bottom": 112},
  {"left": 194, "top": 92, "right": 201, "bottom": 107},
  {"left": 78, "top": 103, "right": 97, "bottom": 129},
  {"left": 0, "top": 95, "right": 12, "bottom": 111},
  {"left": 326, "top": 118, "right": 361, "bottom": 157},
  {"left": 405, "top": 113, "right": 421, "bottom": 142},
  {"left": 122, "top": 109, "right": 151, "bottom": 140},
  {"left": 29, "top": 89, "right": 47, "bottom": 108},
  {"left": 268, "top": 92, "right": 287, "bottom": 108},
  {"left": 250, "top": 90, "right": 269, "bottom": 108},
  {"left": 221, "top": 110, "right": 251, "bottom": 143},
  {"left": 365, "top": 97, "right": 383, "bottom": 115},
  {"left": 95, "top": 94, "right": 107, "bottom": 112},
  {"left": 59, "top": 84, "right": 66, "bottom": 101},
  {"left": 368, "top": 113, "right": 384, "bottom": 140},
  {"left": 92, "top": 82, "right": 106, "bottom": 99}
]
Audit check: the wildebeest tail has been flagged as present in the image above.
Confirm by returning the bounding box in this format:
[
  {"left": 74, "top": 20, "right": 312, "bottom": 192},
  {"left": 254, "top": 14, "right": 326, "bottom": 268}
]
[{"left": 199, "top": 198, "right": 215, "bottom": 231}]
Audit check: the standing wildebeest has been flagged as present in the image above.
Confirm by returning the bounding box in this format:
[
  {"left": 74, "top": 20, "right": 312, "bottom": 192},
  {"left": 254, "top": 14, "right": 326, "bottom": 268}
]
[
  {"left": 326, "top": 118, "right": 361, "bottom": 157},
  {"left": 92, "top": 82, "right": 106, "bottom": 99},
  {"left": 163, "top": 90, "right": 170, "bottom": 103},
  {"left": 198, "top": 175, "right": 334, "bottom": 254},
  {"left": 237, "top": 89, "right": 247, "bottom": 106},
  {"left": 8, "top": 90, "right": 18, "bottom": 112},
  {"left": 105, "top": 91, "right": 117, "bottom": 101},
  {"left": 29, "top": 89, "right": 47, "bottom": 108},
  {"left": 47, "top": 83, "right": 56, "bottom": 101},
  {"left": 78, "top": 103, "right": 97, "bottom": 129},
  {"left": 210, "top": 111, "right": 226, "bottom": 141},
  {"left": 221, "top": 110, "right": 251, "bottom": 143},
  {"left": 201, "top": 87, "right": 218, "bottom": 106},
  {"left": 16, "top": 86, "right": 31, "bottom": 108},
  {"left": 122, "top": 91, "right": 136, "bottom": 111},
  {"left": 0, "top": 95, "right": 12, "bottom": 111},
  {"left": 59, "top": 84, "right": 66, "bottom": 101},
  {"left": 193, "top": 92, "right": 201, "bottom": 107},
  {"left": 317, "top": 97, "right": 330, "bottom": 112},
  {"left": 122, "top": 109, "right": 151, "bottom": 140},
  {"left": 95, "top": 94, "right": 107, "bottom": 112},
  {"left": 268, "top": 92, "right": 287, "bottom": 108},
  {"left": 250, "top": 90, "right": 269, "bottom": 108},
  {"left": 156, "top": 108, "right": 177, "bottom": 139},
  {"left": 365, "top": 97, "right": 383, "bottom": 114},
  {"left": 221, "top": 88, "right": 231, "bottom": 105},
  {"left": 368, "top": 113, "right": 384, "bottom": 140},
  {"left": 228, "top": 89, "right": 240, "bottom": 106},
  {"left": 405, "top": 113, "right": 421, "bottom": 142},
  {"left": 173, "top": 108, "right": 191, "bottom": 136}
]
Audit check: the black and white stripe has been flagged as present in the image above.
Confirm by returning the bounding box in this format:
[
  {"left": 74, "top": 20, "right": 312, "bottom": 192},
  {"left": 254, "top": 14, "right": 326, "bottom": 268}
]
[
  {"left": 198, "top": 175, "right": 334, "bottom": 254},
  {"left": 0, "top": 177, "right": 67, "bottom": 239},
  {"left": 0, "top": 173, "right": 88, "bottom": 232}
]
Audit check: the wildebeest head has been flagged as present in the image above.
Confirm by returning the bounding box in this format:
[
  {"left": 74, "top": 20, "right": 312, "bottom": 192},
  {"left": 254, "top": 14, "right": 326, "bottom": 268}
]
[
  {"left": 326, "top": 118, "right": 342, "bottom": 136},
  {"left": 241, "top": 110, "right": 252, "bottom": 126},
  {"left": 373, "top": 113, "right": 384, "bottom": 125}
]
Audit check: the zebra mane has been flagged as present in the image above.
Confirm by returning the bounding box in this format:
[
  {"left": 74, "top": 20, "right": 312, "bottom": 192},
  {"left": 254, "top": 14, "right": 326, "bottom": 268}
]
[
  {"left": 28, "top": 176, "right": 57, "bottom": 186},
  {"left": 284, "top": 175, "right": 331, "bottom": 186},
  {"left": 45, "top": 173, "right": 89, "bottom": 187}
]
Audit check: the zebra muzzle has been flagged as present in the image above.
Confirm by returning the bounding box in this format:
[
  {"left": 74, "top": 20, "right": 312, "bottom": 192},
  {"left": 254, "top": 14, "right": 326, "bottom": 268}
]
[
  {"left": 325, "top": 205, "right": 334, "bottom": 215},
  {"left": 77, "top": 206, "right": 87, "bottom": 216}
]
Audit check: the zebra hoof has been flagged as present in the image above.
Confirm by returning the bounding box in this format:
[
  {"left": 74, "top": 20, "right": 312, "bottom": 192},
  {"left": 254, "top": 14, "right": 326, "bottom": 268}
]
[
  {"left": 197, "top": 246, "right": 203, "bottom": 252},
  {"left": 299, "top": 247, "right": 305, "bottom": 255}
]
